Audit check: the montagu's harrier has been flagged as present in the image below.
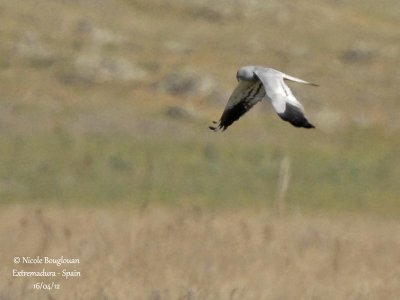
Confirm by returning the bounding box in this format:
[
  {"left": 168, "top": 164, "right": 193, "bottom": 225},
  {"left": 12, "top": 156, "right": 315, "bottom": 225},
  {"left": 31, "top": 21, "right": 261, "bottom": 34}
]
[{"left": 209, "top": 66, "right": 317, "bottom": 131}]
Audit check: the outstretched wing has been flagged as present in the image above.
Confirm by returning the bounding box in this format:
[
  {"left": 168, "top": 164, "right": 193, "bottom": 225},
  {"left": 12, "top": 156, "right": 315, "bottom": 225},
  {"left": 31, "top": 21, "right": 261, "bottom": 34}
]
[
  {"left": 254, "top": 69, "right": 315, "bottom": 128},
  {"left": 209, "top": 80, "right": 265, "bottom": 131}
]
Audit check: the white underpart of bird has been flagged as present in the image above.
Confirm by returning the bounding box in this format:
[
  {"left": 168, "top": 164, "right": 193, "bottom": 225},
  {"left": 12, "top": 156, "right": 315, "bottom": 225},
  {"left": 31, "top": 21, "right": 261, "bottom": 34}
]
[{"left": 209, "top": 66, "right": 318, "bottom": 131}]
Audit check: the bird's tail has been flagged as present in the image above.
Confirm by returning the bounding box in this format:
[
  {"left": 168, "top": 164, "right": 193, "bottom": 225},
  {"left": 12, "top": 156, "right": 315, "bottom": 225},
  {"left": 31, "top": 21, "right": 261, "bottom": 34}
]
[{"left": 283, "top": 73, "right": 318, "bottom": 86}]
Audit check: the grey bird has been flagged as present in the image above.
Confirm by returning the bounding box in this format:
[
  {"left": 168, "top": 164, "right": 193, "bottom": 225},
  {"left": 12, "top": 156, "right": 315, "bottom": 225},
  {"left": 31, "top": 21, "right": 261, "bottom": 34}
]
[{"left": 209, "top": 66, "right": 318, "bottom": 131}]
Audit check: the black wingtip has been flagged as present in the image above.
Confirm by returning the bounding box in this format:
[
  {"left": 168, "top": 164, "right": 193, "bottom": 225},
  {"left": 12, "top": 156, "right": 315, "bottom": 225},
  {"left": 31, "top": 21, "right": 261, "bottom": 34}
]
[
  {"left": 209, "top": 121, "right": 226, "bottom": 132},
  {"left": 209, "top": 123, "right": 221, "bottom": 131},
  {"left": 209, "top": 120, "right": 217, "bottom": 131}
]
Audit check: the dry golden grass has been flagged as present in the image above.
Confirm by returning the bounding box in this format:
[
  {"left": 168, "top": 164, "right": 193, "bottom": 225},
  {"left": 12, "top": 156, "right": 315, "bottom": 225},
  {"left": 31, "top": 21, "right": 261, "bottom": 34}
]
[{"left": 1, "top": 204, "right": 400, "bottom": 299}]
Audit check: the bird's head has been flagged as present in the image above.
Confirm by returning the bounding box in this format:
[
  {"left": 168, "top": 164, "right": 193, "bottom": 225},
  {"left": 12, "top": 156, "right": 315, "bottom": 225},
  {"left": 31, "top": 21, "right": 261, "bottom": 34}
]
[{"left": 236, "top": 66, "right": 256, "bottom": 82}]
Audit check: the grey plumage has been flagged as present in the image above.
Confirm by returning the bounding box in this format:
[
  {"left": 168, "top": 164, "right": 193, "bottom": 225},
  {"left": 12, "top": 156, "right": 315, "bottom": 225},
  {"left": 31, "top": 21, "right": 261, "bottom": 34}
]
[{"left": 210, "top": 66, "right": 317, "bottom": 131}]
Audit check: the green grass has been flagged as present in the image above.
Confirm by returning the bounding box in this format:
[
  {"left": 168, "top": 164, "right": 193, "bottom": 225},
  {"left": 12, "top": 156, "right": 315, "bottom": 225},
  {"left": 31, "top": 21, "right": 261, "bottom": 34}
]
[
  {"left": 0, "top": 0, "right": 399, "bottom": 215},
  {"left": 0, "top": 126, "right": 398, "bottom": 215}
]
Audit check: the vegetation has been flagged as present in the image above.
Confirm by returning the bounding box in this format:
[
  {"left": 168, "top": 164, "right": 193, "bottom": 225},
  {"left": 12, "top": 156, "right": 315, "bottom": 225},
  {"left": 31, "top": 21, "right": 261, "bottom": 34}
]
[
  {"left": 1, "top": 206, "right": 400, "bottom": 299},
  {"left": 0, "top": 0, "right": 399, "bottom": 214},
  {"left": 1, "top": 1, "right": 400, "bottom": 298}
]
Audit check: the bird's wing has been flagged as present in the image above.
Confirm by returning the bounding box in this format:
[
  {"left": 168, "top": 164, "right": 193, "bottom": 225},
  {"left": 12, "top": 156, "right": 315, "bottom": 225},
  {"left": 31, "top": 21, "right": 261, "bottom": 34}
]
[
  {"left": 254, "top": 69, "right": 315, "bottom": 128},
  {"left": 209, "top": 80, "right": 265, "bottom": 131}
]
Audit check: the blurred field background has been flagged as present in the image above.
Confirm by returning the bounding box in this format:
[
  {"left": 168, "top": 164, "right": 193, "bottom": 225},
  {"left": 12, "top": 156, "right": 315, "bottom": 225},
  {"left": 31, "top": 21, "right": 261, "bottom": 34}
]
[{"left": 0, "top": 0, "right": 400, "bottom": 298}]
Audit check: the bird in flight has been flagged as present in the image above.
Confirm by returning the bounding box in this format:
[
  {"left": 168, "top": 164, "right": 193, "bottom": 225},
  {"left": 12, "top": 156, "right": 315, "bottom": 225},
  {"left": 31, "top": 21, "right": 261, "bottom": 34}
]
[{"left": 209, "top": 66, "right": 318, "bottom": 131}]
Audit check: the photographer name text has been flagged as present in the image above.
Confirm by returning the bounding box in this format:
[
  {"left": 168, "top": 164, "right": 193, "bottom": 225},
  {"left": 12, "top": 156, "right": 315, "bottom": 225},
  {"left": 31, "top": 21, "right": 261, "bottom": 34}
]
[{"left": 13, "top": 256, "right": 79, "bottom": 266}]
